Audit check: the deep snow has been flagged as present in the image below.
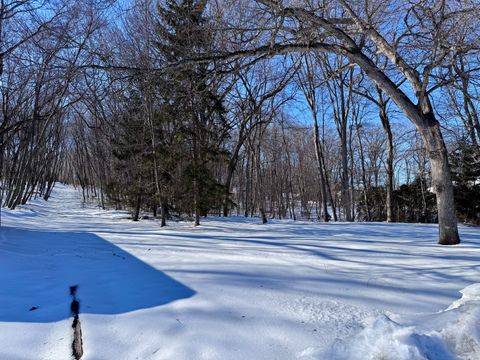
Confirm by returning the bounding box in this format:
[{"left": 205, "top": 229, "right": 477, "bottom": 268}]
[{"left": 0, "top": 184, "right": 479, "bottom": 359}]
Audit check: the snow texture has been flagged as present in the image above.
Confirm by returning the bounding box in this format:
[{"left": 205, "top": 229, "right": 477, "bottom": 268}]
[
  {"left": 0, "top": 184, "right": 479, "bottom": 359},
  {"left": 317, "top": 282, "right": 480, "bottom": 360}
]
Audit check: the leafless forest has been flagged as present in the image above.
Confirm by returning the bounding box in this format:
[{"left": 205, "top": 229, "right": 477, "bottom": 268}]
[{"left": 1, "top": 0, "right": 480, "bottom": 244}]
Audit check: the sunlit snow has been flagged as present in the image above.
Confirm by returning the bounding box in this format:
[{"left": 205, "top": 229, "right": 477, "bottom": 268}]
[{"left": 0, "top": 185, "right": 479, "bottom": 359}]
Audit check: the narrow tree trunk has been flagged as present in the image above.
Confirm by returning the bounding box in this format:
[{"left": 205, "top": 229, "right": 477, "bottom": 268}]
[
  {"left": 133, "top": 195, "right": 141, "bottom": 222},
  {"left": 160, "top": 201, "right": 167, "bottom": 227},
  {"left": 43, "top": 179, "right": 55, "bottom": 201},
  {"left": 356, "top": 123, "right": 371, "bottom": 221},
  {"left": 254, "top": 140, "right": 267, "bottom": 224},
  {"left": 313, "top": 116, "right": 330, "bottom": 222},
  {"left": 223, "top": 136, "right": 245, "bottom": 216},
  {"left": 223, "top": 162, "right": 235, "bottom": 217},
  {"left": 222, "top": 176, "right": 232, "bottom": 217},
  {"left": 192, "top": 128, "right": 200, "bottom": 227},
  {"left": 194, "top": 197, "right": 200, "bottom": 226},
  {"left": 341, "top": 130, "right": 352, "bottom": 221},
  {"left": 379, "top": 104, "right": 395, "bottom": 222},
  {"left": 348, "top": 126, "right": 356, "bottom": 221},
  {"left": 260, "top": 207, "right": 268, "bottom": 224},
  {"left": 244, "top": 151, "right": 251, "bottom": 217}
]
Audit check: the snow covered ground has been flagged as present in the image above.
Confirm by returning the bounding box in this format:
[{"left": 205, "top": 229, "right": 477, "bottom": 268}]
[{"left": 0, "top": 185, "right": 479, "bottom": 359}]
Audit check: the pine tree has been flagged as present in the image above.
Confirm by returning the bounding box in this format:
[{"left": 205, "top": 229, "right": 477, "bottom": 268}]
[
  {"left": 395, "top": 176, "right": 436, "bottom": 223},
  {"left": 450, "top": 141, "right": 480, "bottom": 224},
  {"left": 108, "top": 91, "right": 153, "bottom": 221},
  {"left": 156, "top": 0, "right": 228, "bottom": 225}
]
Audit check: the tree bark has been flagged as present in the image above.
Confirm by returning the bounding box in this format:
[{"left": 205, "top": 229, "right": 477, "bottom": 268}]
[
  {"left": 133, "top": 195, "right": 141, "bottom": 222},
  {"left": 419, "top": 119, "right": 460, "bottom": 245},
  {"left": 340, "top": 126, "right": 352, "bottom": 221},
  {"left": 356, "top": 123, "right": 371, "bottom": 221},
  {"left": 313, "top": 117, "right": 330, "bottom": 222},
  {"left": 343, "top": 48, "right": 460, "bottom": 244},
  {"left": 223, "top": 141, "right": 243, "bottom": 217},
  {"left": 160, "top": 201, "right": 167, "bottom": 227},
  {"left": 379, "top": 104, "right": 395, "bottom": 222}
]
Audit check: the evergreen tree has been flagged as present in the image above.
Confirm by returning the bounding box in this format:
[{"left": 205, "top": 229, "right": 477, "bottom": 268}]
[
  {"left": 395, "top": 176, "right": 436, "bottom": 223},
  {"left": 450, "top": 142, "right": 480, "bottom": 224},
  {"left": 156, "top": 0, "right": 228, "bottom": 225},
  {"left": 108, "top": 91, "right": 153, "bottom": 221}
]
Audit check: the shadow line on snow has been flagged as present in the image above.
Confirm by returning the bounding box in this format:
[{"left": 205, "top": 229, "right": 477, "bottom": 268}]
[{"left": 0, "top": 227, "right": 195, "bottom": 323}]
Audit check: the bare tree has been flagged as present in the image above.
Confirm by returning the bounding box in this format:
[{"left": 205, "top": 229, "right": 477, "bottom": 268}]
[
  {"left": 296, "top": 54, "right": 333, "bottom": 222},
  {"left": 180, "top": 0, "right": 480, "bottom": 244}
]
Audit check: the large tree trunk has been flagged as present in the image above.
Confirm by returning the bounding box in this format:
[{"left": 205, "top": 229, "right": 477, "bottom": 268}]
[{"left": 419, "top": 119, "right": 459, "bottom": 245}]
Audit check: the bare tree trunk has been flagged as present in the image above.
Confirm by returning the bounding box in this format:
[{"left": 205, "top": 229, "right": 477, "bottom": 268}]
[
  {"left": 356, "top": 123, "right": 371, "bottom": 221},
  {"left": 297, "top": 55, "right": 331, "bottom": 221},
  {"left": 223, "top": 142, "right": 242, "bottom": 216},
  {"left": 280, "top": 121, "right": 297, "bottom": 221},
  {"left": 160, "top": 201, "right": 167, "bottom": 227},
  {"left": 133, "top": 195, "right": 141, "bottom": 222},
  {"left": 244, "top": 150, "right": 251, "bottom": 217},
  {"left": 254, "top": 136, "right": 267, "bottom": 224},
  {"left": 193, "top": 120, "right": 200, "bottom": 227},
  {"left": 313, "top": 115, "right": 330, "bottom": 222},
  {"left": 343, "top": 42, "right": 460, "bottom": 244},
  {"left": 323, "top": 162, "right": 338, "bottom": 222},
  {"left": 348, "top": 124, "right": 355, "bottom": 221},
  {"left": 419, "top": 120, "right": 459, "bottom": 245},
  {"left": 379, "top": 101, "right": 395, "bottom": 222},
  {"left": 340, "top": 128, "right": 352, "bottom": 221},
  {"left": 223, "top": 168, "right": 234, "bottom": 217}
]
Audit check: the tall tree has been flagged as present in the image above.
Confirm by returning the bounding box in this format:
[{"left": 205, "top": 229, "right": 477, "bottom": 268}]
[
  {"left": 157, "top": 0, "right": 228, "bottom": 225},
  {"left": 185, "top": 0, "right": 480, "bottom": 244}
]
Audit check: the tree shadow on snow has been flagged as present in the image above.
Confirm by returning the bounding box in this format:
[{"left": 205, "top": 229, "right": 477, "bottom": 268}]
[{"left": 0, "top": 227, "right": 195, "bottom": 323}]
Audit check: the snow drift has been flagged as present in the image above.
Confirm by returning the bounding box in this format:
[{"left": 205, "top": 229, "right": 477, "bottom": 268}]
[{"left": 316, "top": 283, "right": 480, "bottom": 360}]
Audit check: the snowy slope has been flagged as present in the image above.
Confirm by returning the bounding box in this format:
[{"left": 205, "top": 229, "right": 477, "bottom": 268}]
[{"left": 0, "top": 184, "right": 479, "bottom": 359}]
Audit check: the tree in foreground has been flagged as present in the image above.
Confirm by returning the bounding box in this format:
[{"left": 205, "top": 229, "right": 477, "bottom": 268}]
[{"left": 184, "top": 0, "right": 480, "bottom": 244}]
